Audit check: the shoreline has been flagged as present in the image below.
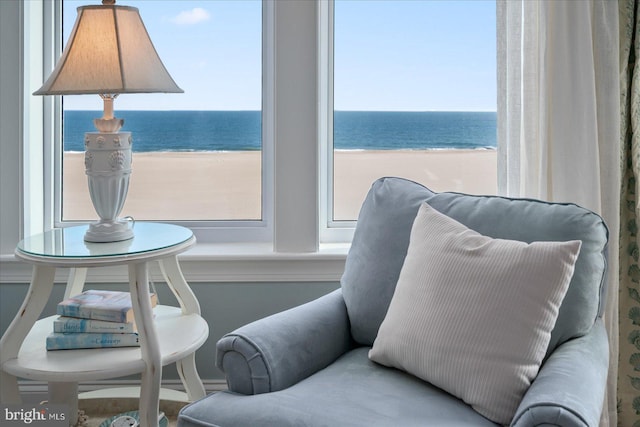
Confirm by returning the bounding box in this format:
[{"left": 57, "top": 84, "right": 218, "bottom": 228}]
[
  {"left": 63, "top": 149, "right": 497, "bottom": 221},
  {"left": 62, "top": 147, "right": 497, "bottom": 153}
]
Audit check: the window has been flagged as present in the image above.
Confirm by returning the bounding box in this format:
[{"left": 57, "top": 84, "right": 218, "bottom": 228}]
[
  {"left": 2, "top": 0, "right": 498, "bottom": 259},
  {"left": 60, "top": 1, "right": 263, "bottom": 223},
  {"left": 330, "top": 0, "right": 497, "bottom": 221}
]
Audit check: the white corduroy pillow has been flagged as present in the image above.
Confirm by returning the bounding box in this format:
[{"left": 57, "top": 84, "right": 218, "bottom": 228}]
[{"left": 369, "top": 203, "right": 581, "bottom": 425}]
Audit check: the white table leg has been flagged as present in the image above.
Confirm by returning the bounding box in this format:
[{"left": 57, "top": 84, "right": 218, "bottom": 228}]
[
  {"left": 158, "top": 256, "right": 206, "bottom": 401},
  {"left": 63, "top": 267, "right": 87, "bottom": 300},
  {"left": 129, "top": 262, "right": 161, "bottom": 427},
  {"left": 176, "top": 353, "right": 206, "bottom": 401},
  {"left": 49, "top": 382, "right": 78, "bottom": 426},
  {"left": 158, "top": 256, "right": 200, "bottom": 315},
  {"left": 0, "top": 266, "right": 56, "bottom": 404}
]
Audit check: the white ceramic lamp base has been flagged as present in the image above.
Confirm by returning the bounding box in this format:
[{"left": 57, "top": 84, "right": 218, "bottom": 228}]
[
  {"left": 84, "top": 131, "right": 133, "bottom": 243},
  {"left": 85, "top": 219, "right": 134, "bottom": 243}
]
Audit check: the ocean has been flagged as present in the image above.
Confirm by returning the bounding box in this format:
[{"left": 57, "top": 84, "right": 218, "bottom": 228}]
[{"left": 63, "top": 110, "right": 496, "bottom": 152}]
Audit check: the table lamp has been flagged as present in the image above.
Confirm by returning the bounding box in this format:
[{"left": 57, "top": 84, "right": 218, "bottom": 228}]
[{"left": 34, "top": 0, "right": 183, "bottom": 243}]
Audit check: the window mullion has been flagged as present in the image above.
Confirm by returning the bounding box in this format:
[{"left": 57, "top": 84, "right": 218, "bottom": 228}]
[
  {"left": 45, "top": 0, "right": 60, "bottom": 232},
  {"left": 273, "top": 0, "right": 319, "bottom": 253},
  {"left": 23, "top": 0, "right": 45, "bottom": 239}
]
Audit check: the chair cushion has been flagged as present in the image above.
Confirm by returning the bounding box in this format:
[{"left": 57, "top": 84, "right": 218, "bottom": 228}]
[
  {"left": 178, "top": 347, "right": 499, "bottom": 427},
  {"left": 341, "top": 178, "right": 608, "bottom": 355},
  {"left": 368, "top": 203, "right": 581, "bottom": 425}
]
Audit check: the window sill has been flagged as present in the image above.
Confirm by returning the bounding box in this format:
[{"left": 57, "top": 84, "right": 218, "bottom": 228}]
[{"left": 0, "top": 242, "right": 349, "bottom": 284}]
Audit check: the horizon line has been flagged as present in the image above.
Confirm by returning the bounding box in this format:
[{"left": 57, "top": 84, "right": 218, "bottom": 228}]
[{"left": 63, "top": 109, "right": 498, "bottom": 113}]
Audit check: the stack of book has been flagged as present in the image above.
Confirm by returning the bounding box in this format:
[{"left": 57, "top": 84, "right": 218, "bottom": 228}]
[{"left": 46, "top": 289, "right": 158, "bottom": 351}]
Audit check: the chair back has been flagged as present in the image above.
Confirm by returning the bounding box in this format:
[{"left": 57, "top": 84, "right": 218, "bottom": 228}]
[{"left": 341, "top": 177, "right": 608, "bottom": 357}]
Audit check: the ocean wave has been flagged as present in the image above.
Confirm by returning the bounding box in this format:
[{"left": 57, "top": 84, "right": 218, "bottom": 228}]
[
  {"left": 64, "top": 147, "right": 497, "bottom": 154},
  {"left": 334, "top": 146, "right": 496, "bottom": 152}
]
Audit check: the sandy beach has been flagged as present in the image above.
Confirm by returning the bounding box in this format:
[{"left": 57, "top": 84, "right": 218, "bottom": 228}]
[{"left": 63, "top": 150, "right": 497, "bottom": 222}]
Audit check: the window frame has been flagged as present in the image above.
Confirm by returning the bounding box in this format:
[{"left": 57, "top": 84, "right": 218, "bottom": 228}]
[
  {"left": 1, "top": 0, "right": 497, "bottom": 285},
  {"left": 319, "top": 0, "right": 356, "bottom": 243},
  {"left": 54, "top": 0, "right": 275, "bottom": 244}
]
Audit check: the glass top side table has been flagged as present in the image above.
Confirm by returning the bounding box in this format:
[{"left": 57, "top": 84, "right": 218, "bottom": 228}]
[{"left": 1, "top": 223, "right": 208, "bottom": 427}]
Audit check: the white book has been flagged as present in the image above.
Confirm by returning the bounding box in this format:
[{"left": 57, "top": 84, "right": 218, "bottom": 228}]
[
  {"left": 53, "top": 316, "right": 137, "bottom": 333},
  {"left": 46, "top": 332, "right": 140, "bottom": 350}
]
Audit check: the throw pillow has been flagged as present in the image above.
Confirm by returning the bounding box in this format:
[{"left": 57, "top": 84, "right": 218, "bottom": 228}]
[{"left": 369, "top": 203, "right": 581, "bottom": 425}]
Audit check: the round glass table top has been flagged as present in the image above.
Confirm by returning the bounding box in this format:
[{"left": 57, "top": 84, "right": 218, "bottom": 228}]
[{"left": 17, "top": 223, "right": 194, "bottom": 259}]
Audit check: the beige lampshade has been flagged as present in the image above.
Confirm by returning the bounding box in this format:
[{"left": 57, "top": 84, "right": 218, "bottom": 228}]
[{"left": 34, "top": 4, "right": 182, "bottom": 95}]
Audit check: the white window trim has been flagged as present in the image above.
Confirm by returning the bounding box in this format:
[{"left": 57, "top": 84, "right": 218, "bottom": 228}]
[
  {"left": 53, "top": 1, "right": 275, "bottom": 245},
  {"left": 319, "top": 0, "right": 356, "bottom": 243}
]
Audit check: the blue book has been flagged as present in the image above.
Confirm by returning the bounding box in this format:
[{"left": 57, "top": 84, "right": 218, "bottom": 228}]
[
  {"left": 56, "top": 290, "right": 157, "bottom": 323},
  {"left": 53, "top": 316, "right": 137, "bottom": 333},
  {"left": 46, "top": 332, "right": 140, "bottom": 350}
]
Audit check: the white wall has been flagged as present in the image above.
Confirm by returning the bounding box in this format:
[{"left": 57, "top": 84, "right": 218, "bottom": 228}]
[{"left": 0, "top": 0, "right": 24, "bottom": 255}]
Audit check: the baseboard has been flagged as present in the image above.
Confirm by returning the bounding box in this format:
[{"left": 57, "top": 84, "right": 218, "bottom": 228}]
[{"left": 18, "top": 379, "right": 227, "bottom": 403}]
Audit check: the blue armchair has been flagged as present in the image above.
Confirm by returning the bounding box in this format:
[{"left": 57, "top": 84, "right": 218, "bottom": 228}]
[{"left": 178, "top": 177, "right": 609, "bottom": 427}]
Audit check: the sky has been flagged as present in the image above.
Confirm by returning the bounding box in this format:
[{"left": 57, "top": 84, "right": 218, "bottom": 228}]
[{"left": 62, "top": 0, "right": 496, "bottom": 112}]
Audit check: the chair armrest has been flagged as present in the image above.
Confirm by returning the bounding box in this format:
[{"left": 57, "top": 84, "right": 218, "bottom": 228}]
[
  {"left": 511, "top": 318, "right": 608, "bottom": 427},
  {"left": 216, "top": 288, "right": 352, "bottom": 395}
]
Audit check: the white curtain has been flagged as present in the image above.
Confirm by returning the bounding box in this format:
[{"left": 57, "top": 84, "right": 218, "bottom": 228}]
[{"left": 497, "top": 1, "right": 620, "bottom": 426}]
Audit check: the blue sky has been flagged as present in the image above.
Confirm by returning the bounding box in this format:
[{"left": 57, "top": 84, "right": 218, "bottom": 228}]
[{"left": 62, "top": 0, "right": 495, "bottom": 112}]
